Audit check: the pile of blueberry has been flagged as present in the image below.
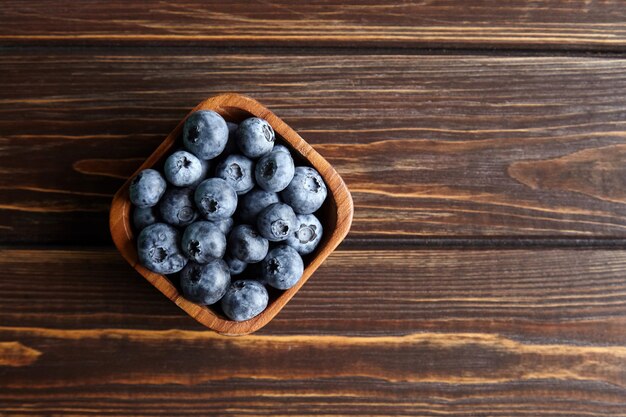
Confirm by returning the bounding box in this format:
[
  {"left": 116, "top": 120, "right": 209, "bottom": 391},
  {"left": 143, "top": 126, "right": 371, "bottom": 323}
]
[{"left": 129, "top": 111, "right": 327, "bottom": 322}]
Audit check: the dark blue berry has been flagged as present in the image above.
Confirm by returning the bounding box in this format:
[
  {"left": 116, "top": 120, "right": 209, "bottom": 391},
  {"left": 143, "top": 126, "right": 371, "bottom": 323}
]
[
  {"left": 194, "top": 178, "right": 238, "bottom": 220},
  {"left": 133, "top": 206, "right": 158, "bottom": 231},
  {"left": 256, "top": 203, "right": 297, "bottom": 242},
  {"left": 180, "top": 260, "right": 230, "bottom": 305},
  {"left": 183, "top": 110, "right": 228, "bottom": 160},
  {"left": 215, "top": 154, "right": 255, "bottom": 195},
  {"left": 255, "top": 150, "right": 295, "bottom": 192},
  {"left": 164, "top": 150, "right": 204, "bottom": 187},
  {"left": 137, "top": 223, "right": 187, "bottom": 274},
  {"left": 221, "top": 280, "right": 269, "bottom": 322},
  {"left": 159, "top": 187, "right": 198, "bottom": 227},
  {"left": 261, "top": 245, "right": 304, "bottom": 290},
  {"left": 129, "top": 169, "right": 166, "bottom": 208},
  {"left": 181, "top": 221, "right": 226, "bottom": 264},
  {"left": 286, "top": 214, "right": 323, "bottom": 255},
  {"left": 236, "top": 117, "right": 274, "bottom": 158},
  {"left": 224, "top": 254, "right": 247, "bottom": 275},
  {"left": 272, "top": 144, "right": 290, "bottom": 155},
  {"left": 228, "top": 224, "right": 268, "bottom": 263},
  {"left": 211, "top": 217, "right": 234, "bottom": 235},
  {"left": 222, "top": 121, "right": 239, "bottom": 155},
  {"left": 237, "top": 188, "right": 280, "bottom": 224},
  {"left": 194, "top": 159, "right": 211, "bottom": 186},
  {"left": 281, "top": 166, "right": 327, "bottom": 214}
]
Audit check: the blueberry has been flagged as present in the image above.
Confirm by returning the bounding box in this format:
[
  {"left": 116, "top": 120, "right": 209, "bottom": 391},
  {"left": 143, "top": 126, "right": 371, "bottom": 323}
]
[
  {"left": 215, "top": 154, "right": 255, "bottom": 195},
  {"left": 261, "top": 245, "right": 304, "bottom": 290},
  {"left": 129, "top": 169, "right": 166, "bottom": 208},
  {"left": 159, "top": 187, "right": 198, "bottom": 227},
  {"left": 272, "top": 144, "right": 290, "bottom": 155},
  {"left": 228, "top": 224, "right": 269, "bottom": 263},
  {"left": 237, "top": 188, "right": 280, "bottom": 224},
  {"left": 192, "top": 158, "right": 211, "bottom": 187},
  {"left": 183, "top": 110, "right": 229, "bottom": 160},
  {"left": 224, "top": 254, "right": 247, "bottom": 275},
  {"left": 133, "top": 206, "right": 158, "bottom": 231},
  {"left": 163, "top": 150, "right": 204, "bottom": 187},
  {"left": 255, "top": 149, "right": 295, "bottom": 192},
  {"left": 236, "top": 117, "right": 274, "bottom": 158},
  {"left": 256, "top": 202, "right": 297, "bottom": 242},
  {"left": 221, "top": 280, "right": 269, "bottom": 322},
  {"left": 137, "top": 223, "right": 187, "bottom": 274},
  {"left": 180, "top": 260, "right": 230, "bottom": 305},
  {"left": 286, "top": 214, "right": 323, "bottom": 255},
  {"left": 211, "top": 217, "right": 234, "bottom": 235},
  {"left": 181, "top": 221, "right": 227, "bottom": 264},
  {"left": 281, "top": 166, "right": 327, "bottom": 214},
  {"left": 222, "top": 121, "right": 239, "bottom": 155},
  {"left": 194, "top": 178, "right": 238, "bottom": 220}
]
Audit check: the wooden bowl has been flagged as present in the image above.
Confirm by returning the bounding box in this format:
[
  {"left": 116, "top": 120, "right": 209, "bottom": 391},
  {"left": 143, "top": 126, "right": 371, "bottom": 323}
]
[{"left": 109, "top": 93, "right": 353, "bottom": 335}]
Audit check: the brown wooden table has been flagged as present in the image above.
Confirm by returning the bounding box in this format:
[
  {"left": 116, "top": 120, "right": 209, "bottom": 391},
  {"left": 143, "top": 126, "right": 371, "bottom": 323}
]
[{"left": 1, "top": 2, "right": 626, "bottom": 415}]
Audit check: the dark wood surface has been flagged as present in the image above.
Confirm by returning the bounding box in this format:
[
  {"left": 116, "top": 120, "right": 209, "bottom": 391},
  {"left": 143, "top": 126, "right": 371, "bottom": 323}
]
[
  {"left": 2, "top": 248, "right": 626, "bottom": 416},
  {"left": 2, "top": 0, "right": 626, "bottom": 50},
  {"left": 2, "top": 50, "right": 626, "bottom": 245},
  {"left": 1, "top": 2, "right": 626, "bottom": 416}
]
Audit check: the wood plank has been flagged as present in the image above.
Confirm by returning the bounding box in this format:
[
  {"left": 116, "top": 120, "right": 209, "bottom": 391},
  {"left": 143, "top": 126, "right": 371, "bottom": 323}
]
[
  {"left": 1, "top": 50, "right": 626, "bottom": 244},
  {"left": 1, "top": 248, "right": 625, "bottom": 415},
  {"left": 1, "top": 330, "right": 625, "bottom": 416},
  {"left": 1, "top": 1, "right": 626, "bottom": 51},
  {"left": 1, "top": 248, "right": 625, "bottom": 341}
]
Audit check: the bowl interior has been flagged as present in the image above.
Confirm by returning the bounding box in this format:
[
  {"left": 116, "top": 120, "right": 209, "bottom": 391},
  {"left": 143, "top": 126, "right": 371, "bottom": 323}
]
[{"left": 111, "top": 94, "right": 351, "bottom": 335}]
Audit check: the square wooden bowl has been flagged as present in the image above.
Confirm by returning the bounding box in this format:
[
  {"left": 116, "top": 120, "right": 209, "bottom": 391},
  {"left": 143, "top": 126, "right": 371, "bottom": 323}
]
[{"left": 110, "top": 93, "right": 353, "bottom": 335}]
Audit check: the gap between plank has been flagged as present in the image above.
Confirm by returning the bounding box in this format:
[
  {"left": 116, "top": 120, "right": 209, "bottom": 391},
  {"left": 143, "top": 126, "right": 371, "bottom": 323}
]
[
  {"left": 2, "top": 45, "right": 626, "bottom": 58},
  {"left": 2, "top": 237, "right": 626, "bottom": 252}
]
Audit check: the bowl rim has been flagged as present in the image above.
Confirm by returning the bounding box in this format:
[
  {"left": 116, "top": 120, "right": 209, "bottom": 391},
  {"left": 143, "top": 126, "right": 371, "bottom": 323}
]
[{"left": 109, "top": 93, "right": 353, "bottom": 335}]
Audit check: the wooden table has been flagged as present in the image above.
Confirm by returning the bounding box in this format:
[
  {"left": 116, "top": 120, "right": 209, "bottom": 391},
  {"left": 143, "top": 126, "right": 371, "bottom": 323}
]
[{"left": 1, "top": 2, "right": 625, "bottom": 415}]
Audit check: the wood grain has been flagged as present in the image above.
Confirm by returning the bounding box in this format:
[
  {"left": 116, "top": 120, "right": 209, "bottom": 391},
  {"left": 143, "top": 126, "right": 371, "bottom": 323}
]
[
  {"left": 1, "top": 248, "right": 625, "bottom": 341},
  {"left": 0, "top": 383, "right": 624, "bottom": 417},
  {"left": 1, "top": 50, "right": 625, "bottom": 244},
  {"left": 4, "top": 1, "right": 626, "bottom": 415},
  {"left": 1, "top": 248, "right": 625, "bottom": 415},
  {"left": 2, "top": 1, "right": 626, "bottom": 51}
]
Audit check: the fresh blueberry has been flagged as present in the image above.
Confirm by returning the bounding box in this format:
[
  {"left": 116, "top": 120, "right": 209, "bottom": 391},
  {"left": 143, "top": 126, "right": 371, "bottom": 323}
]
[
  {"left": 215, "top": 154, "right": 255, "bottom": 195},
  {"left": 286, "top": 214, "right": 323, "bottom": 255},
  {"left": 221, "top": 280, "right": 269, "bottom": 322},
  {"left": 194, "top": 178, "right": 238, "bottom": 220},
  {"left": 236, "top": 117, "right": 275, "bottom": 158},
  {"left": 133, "top": 206, "right": 158, "bottom": 231},
  {"left": 181, "top": 221, "right": 227, "bottom": 264},
  {"left": 163, "top": 150, "right": 204, "bottom": 187},
  {"left": 159, "top": 187, "right": 198, "bottom": 227},
  {"left": 224, "top": 254, "right": 247, "bottom": 275},
  {"left": 228, "top": 224, "right": 269, "bottom": 263},
  {"left": 281, "top": 166, "right": 327, "bottom": 214},
  {"left": 183, "top": 110, "right": 229, "bottom": 160},
  {"left": 256, "top": 202, "right": 297, "bottom": 242},
  {"left": 211, "top": 217, "right": 234, "bottom": 235},
  {"left": 237, "top": 188, "right": 280, "bottom": 224},
  {"left": 272, "top": 144, "right": 290, "bottom": 155},
  {"left": 255, "top": 149, "right": 295, "bottom": 192},
  {"left": 180, "top": 260, "right": 230, "bottom": 305},
  {"left": 129, "top": 169, "right": 166, "bottom": 208},
  {"left": 137, "top": 223, "right": 187, "bottom": 274},
  {"left": 261, "top": 245, "right": 304, "bottom": 290},
  {"left": 222, "top": 121, "right": 239, "bottom": 155},
  {"left": 192, "top": 158, "right": 211, "bottom": 187}
]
